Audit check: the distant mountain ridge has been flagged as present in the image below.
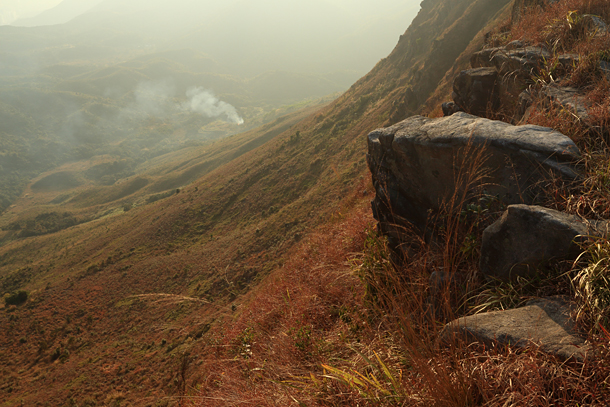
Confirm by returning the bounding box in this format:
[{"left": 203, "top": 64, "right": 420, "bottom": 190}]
[{"left": 12, "top": 0, "right": 103, "bottom": 27}]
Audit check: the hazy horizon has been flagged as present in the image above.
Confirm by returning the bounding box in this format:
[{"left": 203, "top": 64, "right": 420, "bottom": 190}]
[
  {"left": 2, "top": 0, "right": 420, "bottom": 27},
  {"left": 0, "top": 0, "right": 62, "bottom": 24}
]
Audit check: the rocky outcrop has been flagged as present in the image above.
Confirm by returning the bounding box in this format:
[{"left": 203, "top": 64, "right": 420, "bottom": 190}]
[
  {"left": 385, "top": 0, "right": 513, "bottom": 122},
  {"left": 452, "top": 67, "right": 499, "bottom": 116},
  {"left": 442, "top": 297, "right": 588, "bottom": 361},
  {"left": 367, "top": 113, "right": 580, "bottom": 237},
  {"left": 470, "top": 46, "right": 551, "bottom": 77},
  {"left": 366, "top": 0, "right": 607, "bottom": 365},
  {"left": 459, "top": 44, "right": 550, "bottom": 120},
  {"left": 480, "top": 205, "right": 608, "bottom": 281},
  {"left": 452, "top": 4, "right": 608, "bottom": 127}
]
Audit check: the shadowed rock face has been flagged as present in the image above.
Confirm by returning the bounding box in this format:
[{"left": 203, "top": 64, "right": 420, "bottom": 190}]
[
  {"left": 479, "top": 205, "right": 607, "bottom": 281},
  {"left": 452, "top": 67, "right": 499, "bottom": 116},
  {"left": 470, "top": 46, "right": 551, "bottom": 76},
  {"left": 367, "top": 113, "right": 580, "bottom": 240},
  {"left": 441, "top": 297, "right": 589, "bottom": 361},
  {"left": 464, "top": 45, "right": 551, "bottom": 121}
]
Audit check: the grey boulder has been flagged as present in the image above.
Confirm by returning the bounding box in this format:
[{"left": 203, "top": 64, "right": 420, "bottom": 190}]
[
  {"left": 441, "top": 297, "right": 589, "bottom": 361},
  {"left": 367, "top": 113, "right": 580, "bottom": 235},
  {"left": 479, "top": 205, "right": 603, "bottom": 281},
  {"left": 441, "top": 101, "right": 462, "bottom": 116},
  {"left": 581, "top": 14, "right": 609, "bottom": 38}
]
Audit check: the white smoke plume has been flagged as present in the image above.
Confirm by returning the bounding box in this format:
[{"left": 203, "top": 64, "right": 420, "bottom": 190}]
[{"left": 183, "top": 87, "right": 244, "bottom": 125}]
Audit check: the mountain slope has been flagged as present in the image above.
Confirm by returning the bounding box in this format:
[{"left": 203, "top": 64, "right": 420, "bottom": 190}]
[{"left": 0, "top": 0, "right": 515, "bottom": 405}]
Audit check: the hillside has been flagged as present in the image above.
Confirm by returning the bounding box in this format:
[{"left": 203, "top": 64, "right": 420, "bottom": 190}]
[{"left": 3, "top": 0, "right": 609, "bottom": 406}]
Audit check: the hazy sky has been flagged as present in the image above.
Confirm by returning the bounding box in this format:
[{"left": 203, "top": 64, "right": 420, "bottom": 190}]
[
  {"left": 0, "top": 0, "right": 62, "bottom": 24},
  {"left": 1, "top": 0, "right": 421, "bottom": 25}
]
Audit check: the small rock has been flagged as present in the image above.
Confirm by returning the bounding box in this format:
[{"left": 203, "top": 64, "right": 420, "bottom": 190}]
[
  {"left": 557, "top": 53, "right": 580, "bottom": 70},
  {"left": 441, "top": 297, "right": 589, "bottom": 361},
  {"left": 581, "top": 14, "right": 609, "bottom": 38},
  {"left": 441, "top": 101, "right": 462, "bottom": 116},
  {"left": 505, "top": 40, "right": 524, "bottom": 50},
  {"left": 515, "top": 89, "right": 534, "bottom": 123}
]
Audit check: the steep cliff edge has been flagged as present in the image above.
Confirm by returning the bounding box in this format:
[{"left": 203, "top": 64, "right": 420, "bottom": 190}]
[{"left": 343, "top": 0, "right": 512, "bottom": 127}]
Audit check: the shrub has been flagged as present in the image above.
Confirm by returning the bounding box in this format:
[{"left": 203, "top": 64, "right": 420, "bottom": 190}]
[{"left": 4, "top": 290, "right": 28, "bottom": 306}]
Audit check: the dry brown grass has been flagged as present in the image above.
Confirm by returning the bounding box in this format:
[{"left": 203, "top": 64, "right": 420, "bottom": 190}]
[
  {"left": 512, "top": 0, "right": 610, "bottom": 52},
  {"left": 182, "top": 202, "right": 374, "bottom": 406},
  {"left": 298, "top": 218, "right": 610, "bottom": 406}
]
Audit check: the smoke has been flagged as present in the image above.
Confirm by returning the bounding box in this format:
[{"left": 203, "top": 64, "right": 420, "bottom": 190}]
[
  {"left": 182, "top": 87, "right": 244, "bottom": 125},
  {"left": 58, "top": 108, "right": 85, "bottom": 143},
  {"left": 118, "top": 81, "right": 244, "bottom": 125},
  {"left": 132, "top": 80, "right": 176, "bottom": 117}
]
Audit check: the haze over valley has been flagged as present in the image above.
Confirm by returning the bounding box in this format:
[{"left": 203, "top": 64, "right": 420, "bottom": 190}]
[{"left": 0, "top": 0, "right": 418, "bottom": 214}]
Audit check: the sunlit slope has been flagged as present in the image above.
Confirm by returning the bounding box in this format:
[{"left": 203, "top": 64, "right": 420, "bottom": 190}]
[
  {"left": 0, "top": 0, "right": 514, "bottom": 405},
  {"left": 0, "top": 101, "right": 328, "bottom": 240}
]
